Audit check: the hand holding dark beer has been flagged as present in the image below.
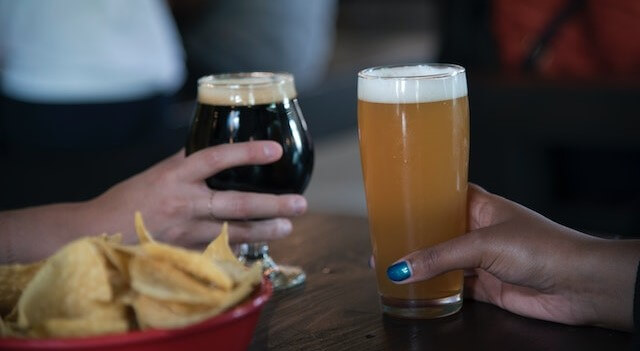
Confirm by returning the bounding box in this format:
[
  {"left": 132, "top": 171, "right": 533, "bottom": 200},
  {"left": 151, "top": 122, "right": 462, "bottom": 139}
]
[
  {"left": 0, "top": 141, "right": 307, "bottom": 264},
  {"left": 90, "top": 141, "right": 307, "bottom": 246},
  {"left": 388, "top": 184, "right": 640, "bottom": 331}
]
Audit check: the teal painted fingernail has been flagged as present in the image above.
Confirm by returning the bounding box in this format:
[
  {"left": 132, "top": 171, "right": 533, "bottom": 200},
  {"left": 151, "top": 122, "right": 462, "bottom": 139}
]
[{"left": 387, "top": 261, "right": 411, "bottom": 282}]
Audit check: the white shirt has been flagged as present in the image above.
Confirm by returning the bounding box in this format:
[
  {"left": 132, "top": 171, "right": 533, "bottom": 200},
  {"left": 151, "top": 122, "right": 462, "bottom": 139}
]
[{"left": 0, "top": 0, "right": 186, "bottom": 103}]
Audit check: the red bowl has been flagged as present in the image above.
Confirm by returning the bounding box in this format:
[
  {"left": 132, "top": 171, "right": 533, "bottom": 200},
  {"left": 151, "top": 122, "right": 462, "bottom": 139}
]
[{"left": 0, "top": 279, "right": 272, "bottom": 351}]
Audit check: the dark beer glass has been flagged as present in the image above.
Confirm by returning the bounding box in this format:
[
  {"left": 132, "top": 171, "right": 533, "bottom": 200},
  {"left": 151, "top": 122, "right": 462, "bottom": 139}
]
[{"left": 186, "top": 72, "right": 313, "bottom": 290}]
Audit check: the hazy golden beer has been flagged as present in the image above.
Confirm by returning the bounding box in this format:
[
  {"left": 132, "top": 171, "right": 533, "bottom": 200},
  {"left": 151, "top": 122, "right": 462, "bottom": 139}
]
[{"left": 357, "top": 64, "right": 469, "bottom": 318}]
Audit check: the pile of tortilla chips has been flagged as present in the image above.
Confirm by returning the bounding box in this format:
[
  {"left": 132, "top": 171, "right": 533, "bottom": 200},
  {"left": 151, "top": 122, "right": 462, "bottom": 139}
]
[{"left": 0, "top": 212, "right": 262, "bottom": 338}]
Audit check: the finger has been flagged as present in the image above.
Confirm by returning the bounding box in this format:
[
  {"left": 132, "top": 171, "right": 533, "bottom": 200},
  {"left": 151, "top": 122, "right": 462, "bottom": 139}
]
[
  {"left": 463, "top": 269, "right": 502, "bottom": 305},
  {"left": 385, "top": 185, "right": 523, "bottom": 284},
  {"left": 175, "top": 218, "right": 293, "bottom": 247},
  {"left": 386, "top": 230, "right": 486, "bottom": 284},
  {"left": 464, "top": 275, "right": 484, "bottom": 302},
  {"left": 466, "top": 269, "right": 560, "bottom": 322},
  {"left": 463, "top": 268, "right": 477, "bottom": 278},
  {"left": 178, "top": 141, "right": 283, "bottom": 182},
  {"left": 468, "top": 183, "right": 489, "bottom": 194},
  {"left": 226, "top": 218, "right": 293, "bottom": 244},
  {"left": 468, "top": 183, "right": 538, "bottom": 230},
  {"left": 467, "top": 183, "right": 510, "bottom": 230},
  {"left": 197, "top": 191, "right": 307, "bottom": 220}
]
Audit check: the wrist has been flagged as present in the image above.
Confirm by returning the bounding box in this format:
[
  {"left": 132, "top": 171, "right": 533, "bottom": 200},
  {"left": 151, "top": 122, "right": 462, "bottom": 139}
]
[
  {"left": 0, "top": 214, "right": 16, "bottom": 264},
  {"left": 581, "top": 239, "right": 640, "bottom": 331},
  {"left": 0, "top": 201, "right": 94, "bottom": 263},
  {"left": 84, "top": 192, "right": 136, "bottom": 243}
]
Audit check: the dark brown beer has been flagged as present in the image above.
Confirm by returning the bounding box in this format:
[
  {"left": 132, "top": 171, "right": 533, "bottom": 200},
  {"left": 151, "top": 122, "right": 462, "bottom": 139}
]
[{"left": 186, "top": 73, "right": 313, "bottom": 194}]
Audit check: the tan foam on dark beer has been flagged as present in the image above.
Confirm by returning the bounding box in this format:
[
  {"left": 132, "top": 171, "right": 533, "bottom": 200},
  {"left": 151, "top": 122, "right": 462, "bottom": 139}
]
[
  {"left": 358, "top": 65, "right": 467, "bottom": 104},
  {"left": 198, "top": 74, "right": 297, "bottom": 106}
]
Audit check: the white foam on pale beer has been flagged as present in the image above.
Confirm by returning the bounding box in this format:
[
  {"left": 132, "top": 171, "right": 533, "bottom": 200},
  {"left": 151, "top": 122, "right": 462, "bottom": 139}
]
[
  {"left": 358, "top": 65, "right": 467, "bottom": 104},
  {"left": 198, "top": 73, "right": 297, "bottom": 106}
]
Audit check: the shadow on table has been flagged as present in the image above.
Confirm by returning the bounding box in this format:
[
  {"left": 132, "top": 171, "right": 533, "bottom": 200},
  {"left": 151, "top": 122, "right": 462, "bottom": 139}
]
[
  {"left": 380, "top": 300, "right": 633, "bottom": 351},
  {"left": 249, "top": 285, "right": 307, "bottom": 350}
]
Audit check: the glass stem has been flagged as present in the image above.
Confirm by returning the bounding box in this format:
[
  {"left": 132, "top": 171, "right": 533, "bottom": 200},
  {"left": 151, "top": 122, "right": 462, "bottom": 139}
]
[
  {"left": 238, "top": 242, "right": 277, "bottom": 273},
  {"left": 236, "top": 242, "right": 305, "bottom": 291},
  {"left": 241, "top": 242, "right": 269, "bottom": 261}
]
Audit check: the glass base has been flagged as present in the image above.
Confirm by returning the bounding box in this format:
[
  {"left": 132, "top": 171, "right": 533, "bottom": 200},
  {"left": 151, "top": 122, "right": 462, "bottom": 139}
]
[
  {"left": 381, "top": 293, "right": 462, "bottom": 319},
  {"left": 237, "top": 243, "right": 306, "bottom": 291},
  {"left": 265, "top": 263, "right": 306, "bottom": 291}
]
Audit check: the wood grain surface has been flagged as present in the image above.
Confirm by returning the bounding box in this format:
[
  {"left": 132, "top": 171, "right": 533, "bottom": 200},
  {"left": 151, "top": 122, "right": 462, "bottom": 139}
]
[{"left": 248, "top": 213, "right": 634, "bottom": 350}]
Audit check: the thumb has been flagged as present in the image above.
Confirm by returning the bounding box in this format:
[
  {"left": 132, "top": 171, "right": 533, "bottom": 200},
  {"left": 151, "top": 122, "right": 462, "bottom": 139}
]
[{"left": 386, "top": 230, "right": 487, "bottom": 284}]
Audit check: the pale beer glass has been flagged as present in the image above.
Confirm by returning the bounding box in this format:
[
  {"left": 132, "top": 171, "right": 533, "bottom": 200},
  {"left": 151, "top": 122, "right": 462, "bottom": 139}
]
[{"left": 357, "top": 64, "right": 469, "bottom": 318}]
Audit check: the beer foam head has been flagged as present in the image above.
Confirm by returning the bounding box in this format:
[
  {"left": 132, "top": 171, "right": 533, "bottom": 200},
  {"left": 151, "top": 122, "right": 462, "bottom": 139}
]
[
  {"left": 198, "top": 72, "right": 297, "bottom": 106},
  {"left": 358, "top": 64, "right": 467, "bottom": 104}
]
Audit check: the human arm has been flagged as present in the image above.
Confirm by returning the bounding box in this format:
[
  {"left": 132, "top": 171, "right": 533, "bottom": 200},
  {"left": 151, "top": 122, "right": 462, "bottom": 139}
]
[
  {"left": 1, "top": 141, "right": 307, "bottom": 264},
  {"left": 387, "top": 184, "right": 640, "bottom": 331}
]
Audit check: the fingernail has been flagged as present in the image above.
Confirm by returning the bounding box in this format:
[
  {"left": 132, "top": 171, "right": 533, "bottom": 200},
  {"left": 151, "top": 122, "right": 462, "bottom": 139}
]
[
  {"left": 278, "top": 219, "right": 292, "bottom": 234},
  {"left": 292, "top": 197, "right": 306, "bottom": 215},
  {"left": 387, "top": 261, "right": 411, "bottom": 282},
  {"left": 263, "top": 144, "right": 275, "bottom": 158}
]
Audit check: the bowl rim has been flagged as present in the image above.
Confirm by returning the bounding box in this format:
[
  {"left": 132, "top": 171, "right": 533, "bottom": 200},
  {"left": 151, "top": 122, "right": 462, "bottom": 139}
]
[{"left": 0, "top": 278, "right": 272, "bottom": 349}]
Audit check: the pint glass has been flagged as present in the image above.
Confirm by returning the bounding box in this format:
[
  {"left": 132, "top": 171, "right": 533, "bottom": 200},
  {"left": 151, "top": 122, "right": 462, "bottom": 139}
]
[{"left": 357, "top": 64, "right": 469, "bottom": 318}]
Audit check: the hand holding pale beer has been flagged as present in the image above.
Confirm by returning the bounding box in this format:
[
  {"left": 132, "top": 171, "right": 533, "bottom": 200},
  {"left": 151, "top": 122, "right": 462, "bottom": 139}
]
[
  {"left": 357, "top": 64, "right": 640, "bottom": 329},
  {"left": 388, "top": 184, "right": 640, "bottom": 331}
]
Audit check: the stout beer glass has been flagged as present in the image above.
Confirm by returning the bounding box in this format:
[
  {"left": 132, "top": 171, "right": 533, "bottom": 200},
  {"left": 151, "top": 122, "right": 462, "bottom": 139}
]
[
  {"left": 186, "top": 72, "right": 314, "bottom": 290},
  {"left": 357, "top": 64, "right": 469, "bottom": 318}
]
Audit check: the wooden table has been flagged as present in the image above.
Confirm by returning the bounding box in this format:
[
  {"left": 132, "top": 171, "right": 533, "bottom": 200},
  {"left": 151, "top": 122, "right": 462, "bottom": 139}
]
[{"left": 248, "top": 213, "right": 634, "bottom": 350}]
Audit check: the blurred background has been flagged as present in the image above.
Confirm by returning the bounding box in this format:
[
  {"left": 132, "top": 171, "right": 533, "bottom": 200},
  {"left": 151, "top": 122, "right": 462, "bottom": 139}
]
[{"left": 1, "top": 0, "right": 639, "bottom": 237}]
